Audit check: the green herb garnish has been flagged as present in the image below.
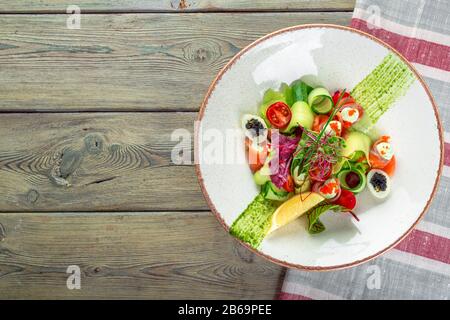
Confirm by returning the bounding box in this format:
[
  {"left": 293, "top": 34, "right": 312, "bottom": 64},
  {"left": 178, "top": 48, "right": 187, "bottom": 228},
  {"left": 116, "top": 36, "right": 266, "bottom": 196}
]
[{"left": 290, "top": 90, "right": 348, "bottom": 194}]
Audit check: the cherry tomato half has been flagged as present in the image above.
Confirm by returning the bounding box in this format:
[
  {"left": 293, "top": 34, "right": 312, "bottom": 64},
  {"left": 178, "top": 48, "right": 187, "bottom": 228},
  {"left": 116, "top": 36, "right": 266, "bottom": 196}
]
[{"left": 266, "top": 102, "right": 292, "bottom": 129}]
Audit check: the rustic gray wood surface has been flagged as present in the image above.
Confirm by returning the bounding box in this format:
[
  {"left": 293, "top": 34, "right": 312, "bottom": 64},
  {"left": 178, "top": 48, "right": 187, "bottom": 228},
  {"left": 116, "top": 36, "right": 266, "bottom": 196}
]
[
  {"left": 0, "top": 0, "right": 355, "bottom": 12},
  {"left": 0, "top": 1, "right": 353, "bottom": 299},
  {"left": 0, "top": 212, "right": 284, "bottom": 299},
  {"left": 0, "top": 13, "right": 351, "bottom": 111}
]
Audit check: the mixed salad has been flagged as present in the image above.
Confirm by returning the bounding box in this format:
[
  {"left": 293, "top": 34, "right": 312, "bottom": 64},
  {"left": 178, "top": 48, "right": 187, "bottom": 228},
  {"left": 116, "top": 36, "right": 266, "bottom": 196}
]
[{"left": 230, "top": 53, "right": 414, "bottom": 248}]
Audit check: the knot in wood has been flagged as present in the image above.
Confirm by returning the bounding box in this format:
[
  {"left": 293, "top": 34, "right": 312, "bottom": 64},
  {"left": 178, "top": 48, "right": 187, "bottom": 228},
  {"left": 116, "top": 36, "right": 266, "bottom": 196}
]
[
  {"left": 183, "top": 39, "right": 220, "bottom": 65},
  {"left": 59, "top": 149, "right": 82, "bottom": 178},
  {"left": 171, "top": 0, "right": 191, "bottom": 10},
  {"left": 26, "top": 189, "right": 39, "bottom": 203},
  {"left": 84, "top": 133, "right": 104, "bottom": 155}
]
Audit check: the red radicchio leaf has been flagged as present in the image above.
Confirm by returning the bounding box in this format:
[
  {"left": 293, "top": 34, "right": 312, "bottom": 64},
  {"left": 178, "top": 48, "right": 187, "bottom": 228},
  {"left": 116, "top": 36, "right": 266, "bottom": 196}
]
[{"left": 269, "top": 130, "right": 300, "bottom": 189}]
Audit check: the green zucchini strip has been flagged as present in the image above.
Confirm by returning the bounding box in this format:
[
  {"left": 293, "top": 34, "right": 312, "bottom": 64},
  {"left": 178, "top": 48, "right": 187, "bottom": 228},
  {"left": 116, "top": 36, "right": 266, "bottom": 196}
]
[
  {"left": 230, "top": 192, "right": 279, "bottom": 248},
  {"left": 352, "top": 53, "right": 415, "bottom": 132}
]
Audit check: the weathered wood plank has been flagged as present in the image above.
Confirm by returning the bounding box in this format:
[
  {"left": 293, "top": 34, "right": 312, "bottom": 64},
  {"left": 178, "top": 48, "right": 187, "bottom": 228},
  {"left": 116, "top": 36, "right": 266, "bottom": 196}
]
[
  {"left": 0, "top": 13, "right": 351, "bottom": 112},
  {"left": 0, "top": 211, "right": 284, "bottom": 299},
  {"left": 0, "top": 0, "right": 355, "bottom": 13},
  {"left": 0, "top": 112, "right": 208, "bottom": 212}
]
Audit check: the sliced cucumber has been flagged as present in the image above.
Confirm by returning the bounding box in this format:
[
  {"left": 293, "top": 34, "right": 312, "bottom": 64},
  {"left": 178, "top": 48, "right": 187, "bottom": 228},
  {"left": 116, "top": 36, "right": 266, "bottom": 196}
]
[
  {"left": 254, "top": 154, "right": 273, "bottom": 185},
  {"left": 349, "top": 150, "right": 365, "bottom": 162},
  {"left": 262, "top": 181, "right": 289, "bottom": 201},
  {"left": 342, "top": 131, "right": 372, "bottom": 162},
  {"left": 253, "top": 169, "right": 270, "bottom": 186},
  {"left": 337, "top": 169, "right": 367, "bottom": 194},
  {"left": 290, "top": 80, "right": 313, "bottom": 103},
  {"left": 292, "top": 166, "right": 311, "bottom": 193},
  {"left": 283, "top": 101, "right": 314, "bottom": 132},
  {"left": 335, "top": 132, "right": 372, "bottom": 174},
  {"left": 292, "top": 166, "right": 306, "bottom": 186},
  {"left": 295, "top": 179, "right": 311, "bottom": 194},
  {"left": 308, "top": 88, "right": 333, "bottom": 114}
]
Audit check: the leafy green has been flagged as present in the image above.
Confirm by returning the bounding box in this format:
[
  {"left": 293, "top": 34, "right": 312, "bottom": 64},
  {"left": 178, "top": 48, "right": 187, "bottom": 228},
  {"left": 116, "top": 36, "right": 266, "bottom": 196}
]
[
  {"left": 307, "top": 204, "right": 347, "bottom": 234},
  {"left": 340, "top": 157, "right": 369, "bottom": 173},
  {"left": 280, "top": 82, "right": 294, "bottom": 107},
  {"left": 290, "top": 80, "right": 313, "bottom": 103},
  {"left": 262, "top": 88, "right": 286, "bottom": 104},
  {"left": 230, "top": 192, "right": 279, "bottom": 248}
]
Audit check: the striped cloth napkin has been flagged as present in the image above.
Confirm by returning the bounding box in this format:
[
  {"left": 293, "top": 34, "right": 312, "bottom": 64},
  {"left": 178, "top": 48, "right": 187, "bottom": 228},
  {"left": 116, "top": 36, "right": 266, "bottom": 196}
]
[{"left": 279, "top": 0, "right": 450, "bottom": 300}]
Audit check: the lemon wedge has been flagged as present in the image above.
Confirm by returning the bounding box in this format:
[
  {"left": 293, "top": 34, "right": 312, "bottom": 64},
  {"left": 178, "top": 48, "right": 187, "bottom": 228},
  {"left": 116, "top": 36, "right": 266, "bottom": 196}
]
[{"left": 268, "top": 192, "right": 325, "bottom": 234}]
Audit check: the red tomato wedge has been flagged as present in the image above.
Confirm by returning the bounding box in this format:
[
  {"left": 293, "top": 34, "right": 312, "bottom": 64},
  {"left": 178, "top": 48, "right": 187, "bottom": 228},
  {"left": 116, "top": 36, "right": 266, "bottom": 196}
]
[
  {"left": 283, "top": 175, "right": 295, "bottom": 193},
  {"left": 245, "top": 138, "right": 268, "bottom": 172},
  {"left": 332, "top": 189, "right": 356, "bottom": 211},
  {"left": 332, "top": 90, "right": 352, "bottom": 105},
  {"left": 312, "top": 115, "right": 328, "bottom": 132},
  {"left": 332, "top": 90, "right": 359, "bottom": 108},
  {"left": 266, "top": 102, "right": 292, "bottom": 129}
]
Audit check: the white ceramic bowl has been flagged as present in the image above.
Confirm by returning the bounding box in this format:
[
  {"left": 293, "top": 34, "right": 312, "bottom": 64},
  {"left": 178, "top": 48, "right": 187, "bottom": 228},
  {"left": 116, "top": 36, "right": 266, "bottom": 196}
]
[{"left": 196, "top": 25, "right": 443, "bottom": 271}]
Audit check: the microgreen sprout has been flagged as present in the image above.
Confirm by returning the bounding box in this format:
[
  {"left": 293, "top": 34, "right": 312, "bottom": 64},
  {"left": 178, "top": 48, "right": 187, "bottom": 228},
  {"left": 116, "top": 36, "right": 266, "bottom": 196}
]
[{"left": 292, "top": 89, "right": 348, "bottom": 200}]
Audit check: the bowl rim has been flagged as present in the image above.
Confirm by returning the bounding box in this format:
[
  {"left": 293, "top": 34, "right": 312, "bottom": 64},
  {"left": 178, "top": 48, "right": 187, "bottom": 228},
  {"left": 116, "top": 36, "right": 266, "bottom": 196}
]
[{"left": 195, "top": 23, "right": 444, "bottom": 271}]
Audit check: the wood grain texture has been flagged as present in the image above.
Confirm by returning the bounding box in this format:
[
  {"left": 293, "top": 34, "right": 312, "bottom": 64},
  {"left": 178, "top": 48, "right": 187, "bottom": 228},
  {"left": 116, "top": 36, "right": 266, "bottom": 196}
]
[
  {"left": 0, "top": 0, "right": 355, "bottom": 13},
  {"left": 0, "top": 211, "right": 284, "bottom": 299},
  {"left": 0, "top": 12, "right": 351, "bottom": 112},
  {"left": 0, "top": 5, "right": 353, "bottom": 299},
  {"left": 0, "top": 112, "right": 208, "bottom": 212}
]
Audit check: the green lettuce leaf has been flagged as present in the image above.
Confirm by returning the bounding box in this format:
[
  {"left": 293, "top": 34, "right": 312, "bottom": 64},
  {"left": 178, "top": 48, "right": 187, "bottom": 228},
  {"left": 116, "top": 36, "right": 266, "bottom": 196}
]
[{"left": 307, "top": 204, "right": 346, "bottom": 234}]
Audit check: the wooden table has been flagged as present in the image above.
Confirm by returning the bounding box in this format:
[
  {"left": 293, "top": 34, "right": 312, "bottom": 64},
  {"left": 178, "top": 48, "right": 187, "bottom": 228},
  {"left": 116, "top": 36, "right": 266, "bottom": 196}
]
[{"left": 0, "top": 0, "right": 354, "bottom": 299}]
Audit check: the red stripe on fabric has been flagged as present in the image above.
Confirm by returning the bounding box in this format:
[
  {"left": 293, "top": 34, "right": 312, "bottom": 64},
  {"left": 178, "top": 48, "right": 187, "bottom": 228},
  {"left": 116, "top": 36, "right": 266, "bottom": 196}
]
[
  {"left": 444, "top": 143, "right": 450, "bottom": 167},
  {"left": 351, "top": 18, "right": 450, "bottom": 71},
  {"left": 395, "top": 229, "right": 450, "bottom": 264},
  {"left": 277, "top": 292, "right": 313, "bottom": 300}
]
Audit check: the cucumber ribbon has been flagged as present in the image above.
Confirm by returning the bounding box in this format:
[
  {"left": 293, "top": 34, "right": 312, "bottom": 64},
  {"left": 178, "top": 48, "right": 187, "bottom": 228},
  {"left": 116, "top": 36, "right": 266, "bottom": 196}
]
[{"left": 308, "top": 88, "right": 333, "bottom": 114}]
